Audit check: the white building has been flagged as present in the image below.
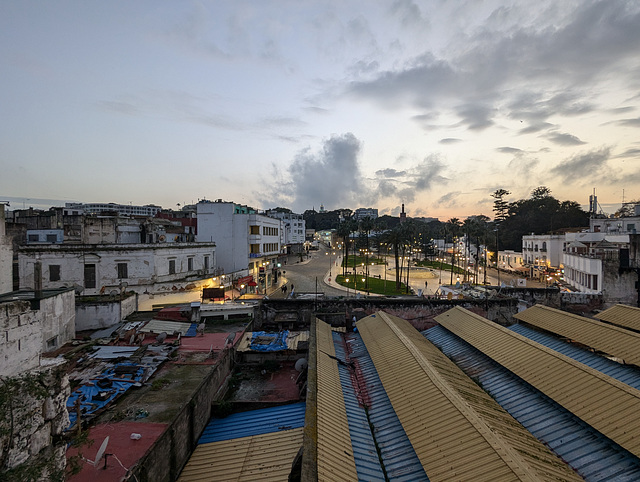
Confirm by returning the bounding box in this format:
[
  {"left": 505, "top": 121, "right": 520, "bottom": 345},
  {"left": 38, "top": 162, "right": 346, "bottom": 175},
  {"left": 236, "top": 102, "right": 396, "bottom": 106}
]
[
  {"left": 0, "top": 204, "right": 13, "bottom": 294},
  {"left": 521, "top": 234, "right": 565, "bottom": 268},
  {"left": 65, "top": 202, "right": 162, "bottom": 217},
  {"left": 18, "top": 242, "right": 217, "bottom": 296},
  {"left": 266, "top": 211, "right": 306, "bottom": 247},
  {"left": 197, "top": 200, "right": 282, "bottom": 292},
  {"left": 353, "top": 208, "right": 378, "bottom": 220},
  {"left": 497, "top": 250, "right": 526, "bottom": 273}
]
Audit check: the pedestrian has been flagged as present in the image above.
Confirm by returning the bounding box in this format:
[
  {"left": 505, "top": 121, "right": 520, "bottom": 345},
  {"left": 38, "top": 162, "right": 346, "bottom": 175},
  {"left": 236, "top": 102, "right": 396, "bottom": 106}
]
[
  {"left": 290, "top": 284, "right": 294, "bottom": 292},
  {"left": 281, "top": 284, "right": 286, "bottom": 294}
]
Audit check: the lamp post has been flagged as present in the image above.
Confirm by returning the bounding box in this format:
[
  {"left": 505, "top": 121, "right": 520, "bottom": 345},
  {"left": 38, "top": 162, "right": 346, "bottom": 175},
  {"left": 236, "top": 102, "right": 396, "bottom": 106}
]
[{"left": 345, "top": 278, "right": 350, "bottom": 298}]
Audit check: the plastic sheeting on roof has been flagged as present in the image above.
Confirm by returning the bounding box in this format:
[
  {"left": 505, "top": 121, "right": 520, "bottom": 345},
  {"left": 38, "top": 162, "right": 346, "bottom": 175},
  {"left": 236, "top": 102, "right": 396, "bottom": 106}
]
[
  {"left": 67, "top": 362, "right": 145, "bottom": 429},
  {"left": 250, "top": 331, "right": 289, "bottom": 351}
]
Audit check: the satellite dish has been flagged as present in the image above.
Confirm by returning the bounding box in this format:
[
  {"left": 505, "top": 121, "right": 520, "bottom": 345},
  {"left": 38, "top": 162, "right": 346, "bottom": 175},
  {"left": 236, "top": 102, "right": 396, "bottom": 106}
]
[
  {"left": 295, "top": 358, "right": 308, "bottom": 372},
  {"left": 156, "top": 332, "right": 167, "bottom": 343},
  {"left": 109, "top": 290, "right": 118, "bottom": 296},
  {"left": 93, "top": 436, "right": 110, "bottom": 467},
  {"left": 74, "top": 284, "right": 84, "bottom": 295}
]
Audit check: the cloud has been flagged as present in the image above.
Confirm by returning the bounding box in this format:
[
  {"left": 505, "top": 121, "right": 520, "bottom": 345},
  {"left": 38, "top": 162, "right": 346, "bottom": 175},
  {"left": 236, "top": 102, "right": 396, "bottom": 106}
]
[
  {"left": 614, "top": 148, "right": 640, "bottom": 158},
  {"left": 550, "top": 147, "right": 611, "bottom": 182},
  {"left": 390, "top": 0, "right": 427, "bottom": 28},
  {"left": 545, "top": 132, "right": 587, "bottom": 146},
  {"left": 439, "top": 138, "right": 462, "bottom": 144},
  {"left": 375, "top": 168, "right": 406, "bottom": 178},
  {"left": 497, "top": 147, "right": 523, "bottom": 154},
  {"left": 436, "top": 191, "right": 462, "bottom": 208},
  {"left": 259, "top": 133, "right": 365, "bottom": 211},
  {"left": 455, "top": 103, "right": 495, "bottom": 131},
  {"left": 411, "top": 156, "right": 449, "bottom": 191},
  {"left": 616, "top": 117, "right": 640, "bottom": 127}
]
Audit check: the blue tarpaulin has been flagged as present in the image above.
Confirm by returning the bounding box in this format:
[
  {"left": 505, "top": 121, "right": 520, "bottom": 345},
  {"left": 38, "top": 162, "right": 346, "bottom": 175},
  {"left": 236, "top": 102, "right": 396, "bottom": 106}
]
[
  {"left": 66, "top": 362, "right": 145, "bottom": 429},
  {"left": 250, "top": 331, "right": 289, "bottom": 351}
]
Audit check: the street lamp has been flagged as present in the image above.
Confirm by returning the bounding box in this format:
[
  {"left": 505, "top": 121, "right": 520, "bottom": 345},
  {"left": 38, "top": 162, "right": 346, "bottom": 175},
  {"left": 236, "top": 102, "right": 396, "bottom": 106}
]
[{"left": 345, "top": 278, "right": 350, "bottom": 298}]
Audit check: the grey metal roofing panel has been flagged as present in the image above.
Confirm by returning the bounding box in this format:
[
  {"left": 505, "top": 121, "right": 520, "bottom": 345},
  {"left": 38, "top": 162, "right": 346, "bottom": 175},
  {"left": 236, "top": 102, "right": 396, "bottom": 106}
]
[
  {"left": 315, "top": 320, "right": 359, "bottom": 481},
  {"left": 359, "top": 311, "right": 580, "bottom": 482},
  {"left": 514, "top": 304, "right": 640, "bottom": 365},
  {"left": 332, "top": 332, "right": 387, "bottom": 481},
  {"left": 509, "top": 324, "right": 640, "bottom": 391},
  {"left": 424, "top": 324, "right": 640, "bottom": 481},
  {"left": 435, "top": 306, "right": 640, "bottom": 461},
  {"left": 597, "top": 304, "right": 640, "bottom": 332},
  {"left": 140, "top": 319, "right": 193, "bottom": 335},
  {"left": 343, "top": 332, "right": 428, "bottom": 481}
]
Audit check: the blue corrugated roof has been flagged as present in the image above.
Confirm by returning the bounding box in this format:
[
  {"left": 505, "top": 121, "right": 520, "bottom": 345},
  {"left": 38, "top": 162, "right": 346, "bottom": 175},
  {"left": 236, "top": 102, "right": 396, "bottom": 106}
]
[
  {"left": 423, "top": 325, "right": 640, "bottom": 481},
  {"left": 332, "top": 333, "right": 387, "bottom": 481},
  {"left": 346, "top": 333, "right": 428, "bottom": 481},
  {"left": 197, "top": 402, "right": 305, "bottom": 444},
  {"left": 509, "top": 323, "right": 640, "bottom": 391}
]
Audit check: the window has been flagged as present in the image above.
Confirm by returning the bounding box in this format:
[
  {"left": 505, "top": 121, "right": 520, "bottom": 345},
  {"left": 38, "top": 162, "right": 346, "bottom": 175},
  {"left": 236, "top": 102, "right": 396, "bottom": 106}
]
[
  {"left": 49, "top": 265, "right": 61, "bottom": 282},
  {"left": 628, "top": 224, "right": 636, "bottom": 232},
  {"left": 250, "top": 225, "right": 260, "bottom": 235},
  {"left": 187, "top": 257, "right": 193, "bottom": 271},
  {"left": 28, "top": 234, "right": 39, "bottom": 242},
  {"left": 84, "top": 264, "right": 96, "bottom": 289},
  {"left": 117, "top": 263, "right": 128, "bottom": 279},
  {"left": 46, "top": 234, "right": 57, "bottom": 243},
  {"left": 204, "top": 256, "right": 209, "bottom": 270},
  {"left": 169, "top": 260, "right": 176, "bottom": 275}
]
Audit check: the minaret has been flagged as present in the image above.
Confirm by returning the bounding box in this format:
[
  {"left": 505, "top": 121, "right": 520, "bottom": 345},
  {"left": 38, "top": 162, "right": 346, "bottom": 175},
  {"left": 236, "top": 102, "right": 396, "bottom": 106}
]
[{"left": 400, "top": 203, "right": 406, "bottom": 223}]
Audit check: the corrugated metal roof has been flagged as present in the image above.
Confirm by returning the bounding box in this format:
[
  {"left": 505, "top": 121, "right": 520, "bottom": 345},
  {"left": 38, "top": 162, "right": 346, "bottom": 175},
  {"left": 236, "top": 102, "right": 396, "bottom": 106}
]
[
  {"left": 358, "top": 311, "right": 580, "bottom": 482},
  {"left": 424, "top": 324, "right": 640, "bottom": 480},
  {"left": 514, "top": 304, "right": 640, "bottom": 365},
  {"left": 345, "top": 332, "right": 428, "bottom": 481},
  {"left": 435, "top": 306, "right": 640, "bottom": 461},
  {"left": 509, "top": 324, "right": 640, "bottom": 392},
  {"left": 597, "top": 304, "right": 640, "bottom": 332},
  {"left": 332, "top": 332, "right": 386, "bottom": 480},
  {"left": 140, "top": 319, "right": 193, "bottom": 335},
  {"left": 315, "top": 320, "right": 359, "bottom": 481},
  {"left": 197, "top": 403, "right": 306, "bottom": 444},
  {"left": 178, "top": 428, "right": 303, "bottom": 482}
]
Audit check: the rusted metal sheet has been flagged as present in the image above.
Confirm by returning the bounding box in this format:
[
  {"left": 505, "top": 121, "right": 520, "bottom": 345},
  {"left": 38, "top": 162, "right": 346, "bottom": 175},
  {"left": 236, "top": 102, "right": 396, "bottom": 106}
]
[{"left": 515, "top": 304, "right": 640, "bottom": 365}]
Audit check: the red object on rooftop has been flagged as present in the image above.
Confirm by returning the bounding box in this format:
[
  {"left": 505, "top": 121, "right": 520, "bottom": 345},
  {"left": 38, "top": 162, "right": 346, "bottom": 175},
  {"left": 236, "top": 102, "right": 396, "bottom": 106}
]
[
  {"left": 247, "top": 281, "right": 257, "bottom": 287},
  {"left": 156, "top": 306, "right": 189, "bottom": 322}
]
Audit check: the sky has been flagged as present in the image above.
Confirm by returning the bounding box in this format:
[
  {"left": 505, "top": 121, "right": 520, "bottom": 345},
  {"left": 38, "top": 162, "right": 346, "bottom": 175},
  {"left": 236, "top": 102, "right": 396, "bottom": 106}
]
[{"left": 1, "top": 1, "right": 640, "bottom": 219}]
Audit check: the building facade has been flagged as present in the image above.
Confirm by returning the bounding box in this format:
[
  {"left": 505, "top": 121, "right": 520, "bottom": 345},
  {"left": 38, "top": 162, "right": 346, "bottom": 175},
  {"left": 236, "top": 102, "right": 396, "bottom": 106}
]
[
  {"left": 522, "top": 234, "right": 565, "bottom": 268},
  {"left": 0, "top": 205, "right": 13, "bottom": 294},
  {"left": 353, "top": 208, "right": 378, "bottom": 220},
  {"left": 18, "top": 242, "right": 217, "bottom": 296},
  {"left": 266, "top": 211, "right": 306, "bottom": 246},
  {"left": 197, "top": 200, "right": 282, "bottom": 292},
  {"left": 64, "top": 202, "right": 162, "bottom": 217}
]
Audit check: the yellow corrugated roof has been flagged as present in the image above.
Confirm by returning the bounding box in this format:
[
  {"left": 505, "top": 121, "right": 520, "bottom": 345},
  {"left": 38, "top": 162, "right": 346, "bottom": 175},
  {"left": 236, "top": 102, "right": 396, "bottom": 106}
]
[
  {"left": 358, "top": 311, "right": 580, "bottom": 482},
  {"left": 597, "top": 304, "right": 640, "bottom": 332},
  {"left": 315, "top": 320, "right": 358, "bottom": 481},
  {"left": 436, "top": 306, "right": 640, "bottom": 460},
  {"left": 515, "top": 304, "right": 640, "bottom": 365},
  {"left": 178, "top": 428, "right": 303, "bottom": 481}
]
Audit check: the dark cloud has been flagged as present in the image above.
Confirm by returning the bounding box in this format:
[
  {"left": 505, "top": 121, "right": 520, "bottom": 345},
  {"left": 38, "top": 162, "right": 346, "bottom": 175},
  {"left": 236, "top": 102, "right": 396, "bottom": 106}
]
[
  {"left": 411, "top": 156, "right": 449, "bottom": 191},
  {"left": 614, "top": 148, "right": 640, "bottom": 158},
  {"left": 616, "top": 117, "right": 640, "bottom": 127},
  {"left": 545, "top": 132, "right": 587, "bottom": 146},
  {"left": 497, "top": 147, "right": 523, "bottom": 154},
  {"left": 436, "top": 191, "right": 462, "bottom": 208},
  {"left": 376, "top": 179, "right": 398, "bottom": 197},
  {"left": 390, "top": 0, "right": 426, "bottom": 27},
  {"left": 439, "top": 138, "right": 462, "bottom": 144},
  {"left": 259, "top": 133, "right": 365, "bottom": 211},
  {"left": 549, "top": 147, "right": 611, "bottom": 182},
  {"left": 455, "top": 103, "right": 495, "bottom": 131},
  {"left": 345, "top": 2, "right": 640, "bottom": 132},
  {"left": 375, "top": 168, "right": 406, "bottom": 178}
]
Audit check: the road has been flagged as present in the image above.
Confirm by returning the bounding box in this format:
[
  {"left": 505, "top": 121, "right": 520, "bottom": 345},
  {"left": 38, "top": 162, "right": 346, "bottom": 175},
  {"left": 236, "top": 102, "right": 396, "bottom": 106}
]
[{"left": 268, "top": 245, "right": 347, "bottom": 298}]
